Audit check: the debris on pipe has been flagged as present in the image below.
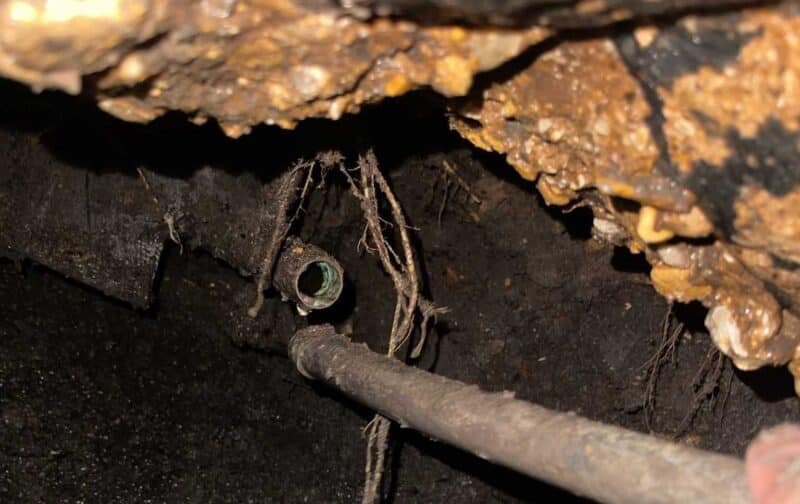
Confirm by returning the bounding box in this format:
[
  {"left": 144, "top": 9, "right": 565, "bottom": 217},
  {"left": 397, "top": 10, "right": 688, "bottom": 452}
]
[
  {"left": 289, "top": 324, "right": 750, "bottom": 504},
  {"left": 273, "top": 237, "right": 344, "bottom": 315}
]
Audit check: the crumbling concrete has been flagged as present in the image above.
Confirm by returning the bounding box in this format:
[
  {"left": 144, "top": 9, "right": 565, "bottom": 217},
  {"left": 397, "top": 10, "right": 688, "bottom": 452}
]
[
  {"left": 451, "top": 5, "right": 800, "bottom": 388},
  {"left": 0, "top": 0, "right": 550, "bottom": 135}
]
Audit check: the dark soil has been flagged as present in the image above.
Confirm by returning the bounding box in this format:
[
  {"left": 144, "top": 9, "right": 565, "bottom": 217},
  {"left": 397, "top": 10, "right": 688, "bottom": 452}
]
[{"left": 1, "top": 82, "right": 798, "bottom": 503}]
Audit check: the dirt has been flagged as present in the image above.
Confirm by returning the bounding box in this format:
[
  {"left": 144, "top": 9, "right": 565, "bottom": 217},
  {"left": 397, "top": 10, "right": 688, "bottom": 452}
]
[{"left": 1, "top": 87, "right": 799, "bottom": 503}]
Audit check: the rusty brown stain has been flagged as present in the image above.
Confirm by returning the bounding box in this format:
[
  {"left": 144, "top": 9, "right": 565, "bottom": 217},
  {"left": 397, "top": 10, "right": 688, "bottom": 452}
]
[
  {"left": 453, "top": 39, "right": 663, "bottom": 208},
  {"left": 734, "top": 187, "right": 800, "bottom": 263},
  {"left": 661, "top": 11, "right": 800, "bottom": 172}
]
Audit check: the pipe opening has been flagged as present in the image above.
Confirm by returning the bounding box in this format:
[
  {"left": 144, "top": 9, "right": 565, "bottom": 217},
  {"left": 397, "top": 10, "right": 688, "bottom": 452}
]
[{"left": 297, "top": 260, "right": 341, "bottom": 309}]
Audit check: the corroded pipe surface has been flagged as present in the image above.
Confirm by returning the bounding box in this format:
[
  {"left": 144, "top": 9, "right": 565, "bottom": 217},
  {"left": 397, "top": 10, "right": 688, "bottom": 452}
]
[
  {"left": 290, "top": 324, "right": 750, "bottom": 504},
  {"left": 273, "top": 236, "right": 344, "bottom": 314}
]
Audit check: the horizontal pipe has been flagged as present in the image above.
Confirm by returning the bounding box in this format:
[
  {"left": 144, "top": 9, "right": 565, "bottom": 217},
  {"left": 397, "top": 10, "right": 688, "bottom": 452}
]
[{"left": 290, "top": 324, "right": 750, "bottom": 504}]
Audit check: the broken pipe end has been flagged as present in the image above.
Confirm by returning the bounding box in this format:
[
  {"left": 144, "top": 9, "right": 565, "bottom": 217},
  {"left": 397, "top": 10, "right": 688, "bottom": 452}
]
[{"left": 273, "top": 237, "right": 344, "bottom": 314}]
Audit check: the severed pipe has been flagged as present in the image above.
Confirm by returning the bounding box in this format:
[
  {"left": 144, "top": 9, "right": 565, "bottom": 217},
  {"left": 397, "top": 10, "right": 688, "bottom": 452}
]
[
  {"left": 289, "top": 324, "right": 750, "bottom": 504},
  {"left": 273, "top": 237, "right": 344, "bottom": 315}
]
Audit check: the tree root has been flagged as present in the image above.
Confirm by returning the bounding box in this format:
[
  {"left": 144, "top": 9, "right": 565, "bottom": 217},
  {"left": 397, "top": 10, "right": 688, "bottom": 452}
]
[
  {"left": 248, "top": 159, "right": 317, "bottom": 318},
  {"left": 676, "top": 345, "right": 732, "bottom": 437},
  {"left": 642, "top": 303, "right": 683, "bottom": 431},
  {"left": 333, "top": 150, "right": 445, "bottom": 503},
  {"left": 427, "top": 158, "right": 481, "bottom": 229},
  {"left": 642, "top": 303, "right": 733, "bottom": 436}
]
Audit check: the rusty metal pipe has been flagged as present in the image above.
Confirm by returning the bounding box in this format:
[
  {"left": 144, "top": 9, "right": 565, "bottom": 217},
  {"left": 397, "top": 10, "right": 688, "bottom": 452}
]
[
  {"left": 289, "top": 324, "right": 750, "bottom": 504},
  {"left": 273, "top": 237, "right": 344, "bottom": 314}
]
